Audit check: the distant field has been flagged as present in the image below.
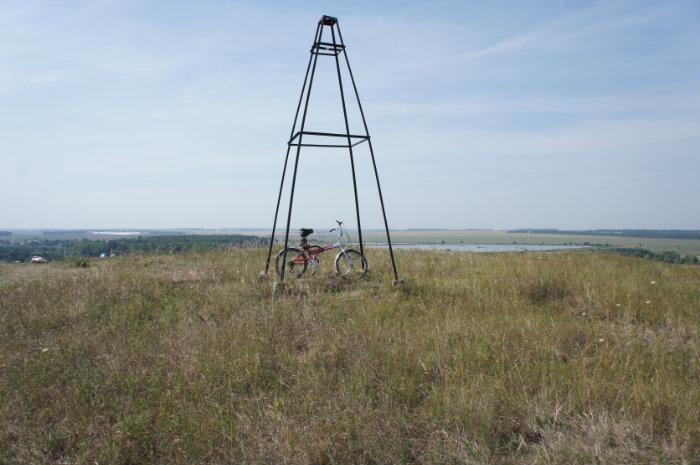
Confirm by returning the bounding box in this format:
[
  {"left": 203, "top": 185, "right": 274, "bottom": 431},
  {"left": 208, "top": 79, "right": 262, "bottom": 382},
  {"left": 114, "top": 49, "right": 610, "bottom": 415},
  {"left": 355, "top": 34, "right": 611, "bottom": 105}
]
[
  {"left": 1, "top": 248, "right": 699, "bottom": 463},
  {"left": 5, "top": 229, "right": 700, "bottom": 258}
]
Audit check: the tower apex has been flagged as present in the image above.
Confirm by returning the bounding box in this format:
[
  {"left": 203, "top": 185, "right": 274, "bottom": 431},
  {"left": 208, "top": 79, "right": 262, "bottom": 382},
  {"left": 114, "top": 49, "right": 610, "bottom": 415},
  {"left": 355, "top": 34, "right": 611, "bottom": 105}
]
[{"left": 319, "top": 15, "right": 337, "bottom": 26}]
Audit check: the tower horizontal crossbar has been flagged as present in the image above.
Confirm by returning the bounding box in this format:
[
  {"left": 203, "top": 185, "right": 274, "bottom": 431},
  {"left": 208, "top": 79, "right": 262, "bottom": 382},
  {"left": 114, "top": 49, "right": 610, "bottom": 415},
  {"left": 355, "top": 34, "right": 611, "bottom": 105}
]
[{"left": 288, "top": 131, "right": 369, "bottom": 143}]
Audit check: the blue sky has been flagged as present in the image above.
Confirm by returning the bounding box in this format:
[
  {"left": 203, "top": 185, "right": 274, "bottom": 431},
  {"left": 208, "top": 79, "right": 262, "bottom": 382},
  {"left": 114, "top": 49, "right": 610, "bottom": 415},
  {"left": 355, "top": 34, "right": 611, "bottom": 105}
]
[{"left": 1, "top": 0, "right": 699, "bottom": 229}]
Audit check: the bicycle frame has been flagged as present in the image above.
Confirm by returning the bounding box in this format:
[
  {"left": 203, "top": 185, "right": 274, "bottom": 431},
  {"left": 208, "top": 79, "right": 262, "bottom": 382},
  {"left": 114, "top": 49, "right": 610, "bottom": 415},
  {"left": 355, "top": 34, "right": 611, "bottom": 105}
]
[{"left": 290, "top": 222, "right": 350, "bottom": 266}]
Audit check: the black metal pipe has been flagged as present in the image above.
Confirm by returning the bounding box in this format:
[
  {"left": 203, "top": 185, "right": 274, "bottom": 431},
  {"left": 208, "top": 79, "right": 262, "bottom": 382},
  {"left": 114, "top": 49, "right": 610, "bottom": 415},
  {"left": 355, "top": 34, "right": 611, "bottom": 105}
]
[
  {"left": 331, "top": 24, "right": 364, "bottom": 257},
  {"left": 298, "top": 131, "right": 368, "bottom": 139},
  {"left": 337, "top": 21, "right": 399, "bottom": 282},
  {"left": 317, "top": 41, "right": 345, "bottom": 49},
  {"left": 365, "top": 139, "right": 398, "bottom": 282},
  {"left": 264, "top": 23, "right": 321, "bottom": 274},
  {"left": 280, "top": 22, "right": 324, "bottom": 279},
  {"left": 350, "top": 138, "right": 369, "bottom": 148},
  {"left": 289, "top": 143, "right": 350, "bottom": 148}
]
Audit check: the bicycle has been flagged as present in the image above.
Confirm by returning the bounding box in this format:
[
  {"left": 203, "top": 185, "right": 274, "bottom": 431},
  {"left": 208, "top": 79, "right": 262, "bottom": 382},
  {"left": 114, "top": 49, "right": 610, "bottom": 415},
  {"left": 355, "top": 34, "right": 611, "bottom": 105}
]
[{"left": 275, "top": 220, "right": 368, "bottom": 278}]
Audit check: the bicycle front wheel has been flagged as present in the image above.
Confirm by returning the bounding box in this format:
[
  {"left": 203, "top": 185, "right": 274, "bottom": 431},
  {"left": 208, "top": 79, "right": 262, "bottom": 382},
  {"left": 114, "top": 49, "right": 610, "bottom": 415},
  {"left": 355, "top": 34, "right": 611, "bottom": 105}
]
[
  {"left": 275, "top": 247, "right": 307, "bottom": 278},
  {"left": 334, "top": 249, "right": 367, "bottom": 278}
]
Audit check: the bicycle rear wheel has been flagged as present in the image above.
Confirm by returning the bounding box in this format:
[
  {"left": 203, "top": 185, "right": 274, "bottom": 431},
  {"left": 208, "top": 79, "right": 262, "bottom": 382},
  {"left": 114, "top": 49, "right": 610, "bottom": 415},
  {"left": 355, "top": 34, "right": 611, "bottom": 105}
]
[
  {"left": 334, "top": 249, "right": 367, "bottom": 278},
  {"left": 275, "top": 247, "right": 307, "bottom": 278}
]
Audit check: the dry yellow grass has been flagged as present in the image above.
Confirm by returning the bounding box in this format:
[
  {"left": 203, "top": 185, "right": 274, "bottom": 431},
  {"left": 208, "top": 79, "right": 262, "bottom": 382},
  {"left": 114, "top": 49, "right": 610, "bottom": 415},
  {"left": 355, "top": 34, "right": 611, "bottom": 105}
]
[{"left": 1, "top": 248, "right": 699, "bottom": 464}]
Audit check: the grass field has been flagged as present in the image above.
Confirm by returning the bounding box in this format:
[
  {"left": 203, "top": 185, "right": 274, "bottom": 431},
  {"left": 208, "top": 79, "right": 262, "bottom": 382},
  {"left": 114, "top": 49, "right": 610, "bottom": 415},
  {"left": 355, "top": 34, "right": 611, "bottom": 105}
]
[{"left": 1, "top": 248, "right": 699, "bottom": 464}]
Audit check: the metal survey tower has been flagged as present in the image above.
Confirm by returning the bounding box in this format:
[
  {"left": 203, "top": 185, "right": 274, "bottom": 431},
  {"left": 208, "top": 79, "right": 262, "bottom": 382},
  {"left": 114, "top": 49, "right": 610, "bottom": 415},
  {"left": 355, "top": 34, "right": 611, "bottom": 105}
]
[{"left": 263, "top": 15, "right": 399, "bottom": 282}]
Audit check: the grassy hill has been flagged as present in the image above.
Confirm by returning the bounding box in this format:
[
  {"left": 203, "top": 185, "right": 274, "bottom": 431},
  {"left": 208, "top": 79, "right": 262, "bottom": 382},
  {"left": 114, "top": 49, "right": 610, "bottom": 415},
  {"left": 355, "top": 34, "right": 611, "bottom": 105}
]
[{"left": 1, "top": 249, "right": 699, "bottom": 464}]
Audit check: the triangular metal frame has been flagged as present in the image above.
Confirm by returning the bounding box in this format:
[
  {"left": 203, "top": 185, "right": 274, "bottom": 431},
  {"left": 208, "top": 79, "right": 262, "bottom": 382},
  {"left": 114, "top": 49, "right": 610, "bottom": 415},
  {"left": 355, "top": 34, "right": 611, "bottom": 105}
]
[{"left": 264, "top": 15, "right": 399, "bottom": 283}]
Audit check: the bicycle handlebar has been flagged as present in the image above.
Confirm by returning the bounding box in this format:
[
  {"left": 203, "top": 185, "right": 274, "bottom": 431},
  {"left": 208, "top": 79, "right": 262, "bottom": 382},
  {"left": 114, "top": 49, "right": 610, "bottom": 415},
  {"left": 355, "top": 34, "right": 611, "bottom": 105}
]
[
  {"left": 329, "top": 220, "right": 344, "bottom": 239},
  {"left": 333, "top": 221, "right": 344, "bottom": 239}
]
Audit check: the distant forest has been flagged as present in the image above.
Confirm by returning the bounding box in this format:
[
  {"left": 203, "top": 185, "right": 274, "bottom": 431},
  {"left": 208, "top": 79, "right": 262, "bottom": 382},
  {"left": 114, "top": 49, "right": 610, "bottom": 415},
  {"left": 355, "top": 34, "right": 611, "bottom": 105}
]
[
  {"left": 508, "top": 229, "right": 700, "bottom": 240},
  {"left": 0, "top": 235, "right": 265, "bottom": 262}
]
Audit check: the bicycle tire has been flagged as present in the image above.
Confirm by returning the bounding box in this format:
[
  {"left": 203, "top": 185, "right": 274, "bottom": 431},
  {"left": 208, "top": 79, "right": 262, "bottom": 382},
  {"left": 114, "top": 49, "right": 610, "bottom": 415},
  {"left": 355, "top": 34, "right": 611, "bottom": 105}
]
[
  {"left": 275, "top": 247, "right": 308, "bottom": 278},
  {"left": 334, "top": 249, "right": 367, "bottom": 278}
]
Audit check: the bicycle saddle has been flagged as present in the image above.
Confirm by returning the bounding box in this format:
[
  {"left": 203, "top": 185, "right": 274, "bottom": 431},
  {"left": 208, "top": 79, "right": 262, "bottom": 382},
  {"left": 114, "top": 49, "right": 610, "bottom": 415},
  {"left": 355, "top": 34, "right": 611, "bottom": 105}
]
[{"left": 299, "top": 228, "right": 314, "bottom": 238}]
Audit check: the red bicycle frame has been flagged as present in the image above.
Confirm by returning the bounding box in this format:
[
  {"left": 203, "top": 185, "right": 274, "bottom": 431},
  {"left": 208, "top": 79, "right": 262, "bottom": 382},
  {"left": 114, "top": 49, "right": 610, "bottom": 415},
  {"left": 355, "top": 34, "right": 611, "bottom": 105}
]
[{"left": 290, "top": 242, "right": 339, "bottom": 265}]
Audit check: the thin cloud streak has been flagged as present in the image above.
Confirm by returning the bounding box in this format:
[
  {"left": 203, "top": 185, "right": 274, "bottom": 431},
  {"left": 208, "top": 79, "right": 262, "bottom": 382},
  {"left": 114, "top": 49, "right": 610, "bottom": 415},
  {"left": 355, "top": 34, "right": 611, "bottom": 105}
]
[{"left": 453, "top": 2, "right": 669, "bottom": 62}]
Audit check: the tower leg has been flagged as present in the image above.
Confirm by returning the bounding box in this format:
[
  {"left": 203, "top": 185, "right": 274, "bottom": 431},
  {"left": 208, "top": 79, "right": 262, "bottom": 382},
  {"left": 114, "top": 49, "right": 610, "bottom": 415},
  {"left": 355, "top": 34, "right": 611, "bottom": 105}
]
[
  {"left": 367, "top": 139, "right": 400, "bottom": 283},
  {"left": 264, "top": 145, "right": 292, "bottom": 274},
  {"left": 330, "top": 25, "right": 363, "bottom": 256},
  {"left": 336, "top": 22, "right": 399, "bottom": 282},
  {"left": 265, "top": 23, "right": 320, "bottom": 275},
  {"left": 280, "top": 24, "right": 324, "bottom": 280},
  {"left": 280, "top": 146, "right": 302, "bottom": 280}
]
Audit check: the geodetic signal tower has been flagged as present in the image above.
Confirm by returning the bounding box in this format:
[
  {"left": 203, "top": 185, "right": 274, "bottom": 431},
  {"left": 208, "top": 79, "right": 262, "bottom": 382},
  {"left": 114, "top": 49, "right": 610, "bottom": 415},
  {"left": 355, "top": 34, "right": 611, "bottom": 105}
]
[{"left": 263, "top": 15, "right": 399, "bottom": 283}]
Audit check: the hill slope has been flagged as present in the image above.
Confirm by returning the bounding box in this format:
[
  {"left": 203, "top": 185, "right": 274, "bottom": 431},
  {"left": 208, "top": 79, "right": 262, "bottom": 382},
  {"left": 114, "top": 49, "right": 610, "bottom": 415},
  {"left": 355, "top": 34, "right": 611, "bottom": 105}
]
[{"left": 1, "top": 249, "right": 699, "bottom": 464}]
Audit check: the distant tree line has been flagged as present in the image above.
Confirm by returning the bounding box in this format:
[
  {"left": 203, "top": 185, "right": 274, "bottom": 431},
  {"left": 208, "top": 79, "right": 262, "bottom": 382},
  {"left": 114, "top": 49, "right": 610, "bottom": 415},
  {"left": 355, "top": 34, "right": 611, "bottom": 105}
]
[
  {"left": 508, "top": 229, "right": 700, "bottom": 240},
  {"left": 42, "top": 230, "right": 88, "bottom": 236},
  {"left": 605, "top": 247, "right": 699, "bottom": 265},
  {"left": 0, "top": 235, "right": 265, "bottom": 262}
]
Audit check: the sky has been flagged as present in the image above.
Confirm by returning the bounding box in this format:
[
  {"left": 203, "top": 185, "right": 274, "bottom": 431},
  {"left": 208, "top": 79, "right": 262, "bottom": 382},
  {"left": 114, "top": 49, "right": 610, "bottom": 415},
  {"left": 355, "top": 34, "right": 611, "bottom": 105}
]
[{"left": 1, "top": 0, "right": 699, "bottom": 230}]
